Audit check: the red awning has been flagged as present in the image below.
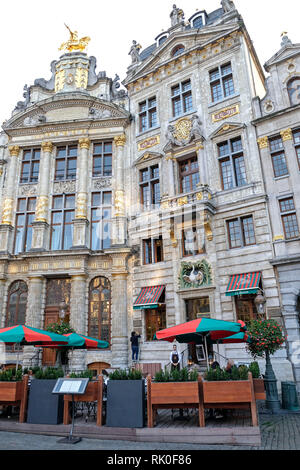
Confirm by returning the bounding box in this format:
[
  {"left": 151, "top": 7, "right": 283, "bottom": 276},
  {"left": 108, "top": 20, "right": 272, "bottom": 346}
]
[
  {"left": 133, "top": 286, "right": 165, "bottom": 310},
  {"left": 226, "top": 272, "right": 261, "bottom": 297}
]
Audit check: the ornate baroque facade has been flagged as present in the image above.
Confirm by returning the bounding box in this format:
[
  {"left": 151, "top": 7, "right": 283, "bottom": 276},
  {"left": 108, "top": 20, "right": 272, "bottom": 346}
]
[{"left": 0, "top": 3, "right": 299, "bottom": 388}]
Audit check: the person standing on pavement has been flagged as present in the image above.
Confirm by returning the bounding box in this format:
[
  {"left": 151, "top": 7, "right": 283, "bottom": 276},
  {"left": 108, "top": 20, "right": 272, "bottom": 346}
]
[
  {"left": 170, "top": 344, "right": 181, "bottom": 371},
  {"left": 130, "top": 331, "right": 141, "bottom": 362}
]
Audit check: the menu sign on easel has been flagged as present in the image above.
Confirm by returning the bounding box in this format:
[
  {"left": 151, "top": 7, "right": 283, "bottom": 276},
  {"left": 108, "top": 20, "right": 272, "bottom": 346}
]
[{"left": 52, "top": 378, "right": 89, "bottom": 395}]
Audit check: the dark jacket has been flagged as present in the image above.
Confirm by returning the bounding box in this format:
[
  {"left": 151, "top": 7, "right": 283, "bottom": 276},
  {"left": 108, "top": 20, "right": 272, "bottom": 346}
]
[{"left": 130, "top": 334, "right": 141, "bottom": 347}]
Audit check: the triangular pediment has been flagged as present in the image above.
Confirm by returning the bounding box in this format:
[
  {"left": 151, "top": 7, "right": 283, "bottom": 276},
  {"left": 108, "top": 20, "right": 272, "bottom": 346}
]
[
  {"left": 3, "top": 94, "right": 130, "bottom": 133},
  {"left": 210, "top": 121, "right": 245, "bottom": 139},
  {"left": 264, "top": 43, "right": 300, "bottom": 71},
  {"left": 124, "top": 23, "right": 239, "bottom": 85},
  {"left": 135, "top": 151, "right": 163, "bottom": 166}
]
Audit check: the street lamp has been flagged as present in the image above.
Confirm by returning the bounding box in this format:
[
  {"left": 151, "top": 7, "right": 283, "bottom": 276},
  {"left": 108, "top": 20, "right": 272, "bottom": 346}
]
[{"left": 253, "top": 290, "right": 281, "bottom": 412}]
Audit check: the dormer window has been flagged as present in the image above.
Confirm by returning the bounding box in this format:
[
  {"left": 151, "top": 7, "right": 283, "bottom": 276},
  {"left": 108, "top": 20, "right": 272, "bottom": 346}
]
[
  {"left": 158, "top": 35, "right": 168, "bottom": 46},
  {"left": 192, "top": 15, "right": 203, "bottom": 29},
  {"left": 171, "top": 44, "right": 185, "bottom": 58},
  {"left": 155, "top": 32, "right": 169, "bottom": 48},
  {"left": 189, "top": 11, "right": 207, "bottom": 29}
]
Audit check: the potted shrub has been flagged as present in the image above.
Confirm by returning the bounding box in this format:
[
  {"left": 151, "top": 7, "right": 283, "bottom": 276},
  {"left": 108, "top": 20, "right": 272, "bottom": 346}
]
[
  {"left": 0, "top": 369, "right": 29, "bottom": 422},
  {"left": 246, "top": 319, "right": 285, "bottom": 412},
  {"left": 201, "top": 365, "right": 259, "bottom": 427},
  {"left": 27, "top": 367, "right": 65, "bottom": 425},
  {"left": 106, "top": 368, "right": 145, "bottom": 428},
  {"left": 147, "top": 368, "right": 201, "bottom": 427}
]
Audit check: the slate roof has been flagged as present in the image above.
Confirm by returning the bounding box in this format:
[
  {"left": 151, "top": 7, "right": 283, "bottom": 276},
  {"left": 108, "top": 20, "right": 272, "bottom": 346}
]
[{"left": 139, "top": 8, "right": 224, "bottom": 62}]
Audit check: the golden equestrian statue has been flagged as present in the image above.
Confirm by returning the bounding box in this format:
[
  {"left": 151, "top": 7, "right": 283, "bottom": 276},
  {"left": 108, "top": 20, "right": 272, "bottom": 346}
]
[{"left": 59, "top": 24, "right": 90, "bottom": 53}]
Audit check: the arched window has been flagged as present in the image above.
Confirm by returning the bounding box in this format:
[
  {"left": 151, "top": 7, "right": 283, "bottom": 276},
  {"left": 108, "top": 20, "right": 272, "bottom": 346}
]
[
  {"left": 6, "top": 281, "right": 28, "bottom": 327},
  {"left": 287, "top": 78, "right": 300, "bottom": 106},
  {"left": 88, "top": 277, "right": 111, "bottom": 345},
  {"left": 171, "top": 44, "right": 185, "bottom": 58}
]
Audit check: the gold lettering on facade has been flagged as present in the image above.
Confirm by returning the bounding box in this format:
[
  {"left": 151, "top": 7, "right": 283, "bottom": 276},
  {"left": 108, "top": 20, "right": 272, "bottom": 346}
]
[
  {"left": 137, "top": 135, "right": 160, "bottom": 151},
  {"left": 212, "top": 105, "right": 240, "bottom": 123}
]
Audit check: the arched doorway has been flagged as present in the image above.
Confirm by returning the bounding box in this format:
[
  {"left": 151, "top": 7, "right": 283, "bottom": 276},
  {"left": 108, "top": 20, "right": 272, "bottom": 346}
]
[
  {"left": 88, "top": 277, "right": 111, "bottom": 345},
  {"left": 88, "top": 362, "right": 111, "bottom": 376}
]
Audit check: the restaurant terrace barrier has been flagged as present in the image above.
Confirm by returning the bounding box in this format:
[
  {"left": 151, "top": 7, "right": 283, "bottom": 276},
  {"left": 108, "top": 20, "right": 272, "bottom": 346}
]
[
  {"left": 0, "top": 374, "right": 29, "bottom": 423},
  {"left": 147, "top": 372, "right": 262, "bottom": 428},
  {"left": 63, "top": 375, "right": 104, "bottom": 426}
]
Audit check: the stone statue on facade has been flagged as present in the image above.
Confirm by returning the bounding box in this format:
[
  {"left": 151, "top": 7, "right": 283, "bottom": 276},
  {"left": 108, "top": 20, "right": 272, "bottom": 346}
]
[
  {"left": 129, "top": 40, "right": 142, "bottom": 64},
  {"left": 190, "top": 115, "right": 203, "bottom": 141},
  {"left": 170, "top": 4, "right": 184, "bottom": 27},
  {"left": 165, "top": 125, "right": 183, "bottom": 147},
  {"left": 221, "top": 0, "right": 236, "bottom": 13}
]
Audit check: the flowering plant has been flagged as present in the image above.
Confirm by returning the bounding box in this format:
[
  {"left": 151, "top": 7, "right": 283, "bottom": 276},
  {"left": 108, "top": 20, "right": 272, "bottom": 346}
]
[{"left": 246, "top": 319, "right": 286, "bottom": 359}]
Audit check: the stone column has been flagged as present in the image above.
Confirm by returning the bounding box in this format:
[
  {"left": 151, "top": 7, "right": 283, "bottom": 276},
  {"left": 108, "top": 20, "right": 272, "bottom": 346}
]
[
  {"left": 32, "top": 142, "right": 53, "bottom": 251},
  {"left": 73, "top": 138, "right": 90, "bottom": 249},
  {"left": 0, "top": 146, "right": 20, "bottom": 253},
  {"left": 112, "top": 135, "right": 127, "bottom": 246},
  {"left": 0, "top": 278, "right": 6, "bottom": 326},
  {"left": 69, "top": 274, "right": 87, "bottom": 371},
  {"left": 23, "top": 276, "right": 45, "bottom": 368},
  {"left": 111, "top": 272, "right": 128, "bottom": 368},
  {"left": 196, "top": 140, "right": 208, "bottom": 186},
  {"left": 166, "top": 156, "right": 175, "bottom": 197}
]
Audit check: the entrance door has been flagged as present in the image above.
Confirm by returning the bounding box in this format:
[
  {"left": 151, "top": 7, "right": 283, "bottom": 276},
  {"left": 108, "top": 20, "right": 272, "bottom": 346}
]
[
  {"left": 145, "top": 307, "right": 166, "bottom": 342},
  {"left": 185, "top": 298, "right": 213, "bottom": 364},
  {"left": 42, "top": 307, "right": 59, "bottom": 366}
]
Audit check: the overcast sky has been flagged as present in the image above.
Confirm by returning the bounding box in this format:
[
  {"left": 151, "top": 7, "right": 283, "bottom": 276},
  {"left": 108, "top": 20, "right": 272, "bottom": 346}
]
[{"left": 0, "top": 0, "right": 299, "bottom": 126}]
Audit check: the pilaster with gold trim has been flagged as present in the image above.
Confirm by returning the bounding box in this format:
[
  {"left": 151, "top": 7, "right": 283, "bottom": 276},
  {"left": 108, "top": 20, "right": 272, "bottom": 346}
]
[
  {"left": 112, "top": 135, "right": 127, "bottom": 246},
  {"left": 1, "top": 146, "right": 20, "bottom": 225},
  {"left": 72, "top": 138, "right": 90, "bottom": 249}
]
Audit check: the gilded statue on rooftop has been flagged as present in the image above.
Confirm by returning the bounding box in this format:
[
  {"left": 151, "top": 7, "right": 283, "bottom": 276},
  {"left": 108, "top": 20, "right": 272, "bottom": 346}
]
[{"left": 59, "top": 24, "right": 90, "bottom": 53}]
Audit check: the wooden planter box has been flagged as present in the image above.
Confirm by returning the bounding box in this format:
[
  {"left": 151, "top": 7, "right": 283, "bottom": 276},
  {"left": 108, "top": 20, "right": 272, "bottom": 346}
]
[
  {"left": 0, "top": 376, "right": 29, "bottom": 423},
  {"left": 147, "top": 376, "right": 202, "bottom": 427},
  {"left": 106, "top": 379, "right": 145, "bottom": 428},
  {"left": 199, "top": 372, "right": 258, "bottom": 427},
  {"left": 63, "top": 376, "right": 104, "bottom": 426},
  {"left": 253, "top": 378, "right": 266, "bottom": 400}
]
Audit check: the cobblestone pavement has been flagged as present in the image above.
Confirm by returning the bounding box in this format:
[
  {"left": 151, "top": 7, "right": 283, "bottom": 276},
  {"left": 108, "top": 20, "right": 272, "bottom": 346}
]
[{"left": 0, "top": 412, "right": 300, "bottom": 450}]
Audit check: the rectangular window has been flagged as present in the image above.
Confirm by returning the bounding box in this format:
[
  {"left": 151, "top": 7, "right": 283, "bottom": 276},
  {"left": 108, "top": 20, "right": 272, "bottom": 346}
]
[
  {"left": 227, "top": 215, "right": 256, "bottom": 249},
  {"left": 279, "top": 197, "right": 299, "bottom": 240},
  {"left": 14, "top": 198, "right": 36, "bottom": 254},
  {"left": 182, "top": 226, "right": 204, "bottom": 257},
  {"left": 138, "top": 97, "right": 157, "bottom": 133},
  {"left": 55, "top": 145, "right": 77, "bottom": 181},
  {"left": 293, "top": 129, "right": 300, "bottom": 169},
  {"left": 139, "top": 164, "right": 160, "bottom": 210},
  {"left": 236, "top": 295, "right": 261, "bottom": 323},
  {"left": 145, "top": 307, "right": 166, "bottom": 342},
  {"left": 92, "top": 141, "right": 113, "bottom": 177},
  {"left": 210, "top": 63, "right": 235, "bottom": 103},
  {"left": 218, "top": 137, "right": 247, "bottom": 190},
  {"left": 269, "top": 136, "right": 288, "bottom": 178},
  {"left": 50, "top": 194, "right": 75, "bottom": 250},
  {"left": 91, "top": 191, "right": 112, "bottom": 250},
  {"left": 142, "top": 236, "right": 164, "bottom": 265},
  {"left": 171, "top": 80, "right": 193, "bottom": 117},
  {"left": 20, "top": 149, "right": 40, "bottom": 184},
  {"left": 179, "top": 156, "right": 199, "bottom": 193}
]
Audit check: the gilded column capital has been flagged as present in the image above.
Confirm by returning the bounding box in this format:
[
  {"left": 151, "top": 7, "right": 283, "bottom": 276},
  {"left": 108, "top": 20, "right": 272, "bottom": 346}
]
[
  {"left": 114, "top": 135, "right": 126, "bottom": 147},
  {"left": 41, "top": 141, "right": 53, "bottom": 153},
  {"left": 257, "top": 136, "right": 269, "bottom": 149},
  {"left": 280, "top": 128, "right": 293, "bottom": 142},
  {"left": 8, "top": 146, "right": 20, "bottom": 157},
  {"left": 79, "top": 138, "right": 91, "bottom": 150}
]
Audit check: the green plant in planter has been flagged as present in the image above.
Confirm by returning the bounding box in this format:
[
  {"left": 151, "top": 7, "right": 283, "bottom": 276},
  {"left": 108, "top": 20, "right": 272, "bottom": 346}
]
[
  {"left": 108, "top": 369, "right": 143, "bottom": 380},
  {"left": 0, "top": 368, "right": 23, "bottom": 382},
  {"left": 69, "top": 370, "right": 94, "bottom": 380},
  {"left": 246, "top": 319, "right": 285, "bottom": 412},
  {"left": 34, "top": 367, "right": 64, "bottom": 380},
  {"left": 46, "top": 322, "right": 75, "bottom": 336},
  {"left": 154, "top": 367, "right": 199, "bottom": 382},
  {"left": 249, "top": 361, "right": 260, "bottom": 379}
]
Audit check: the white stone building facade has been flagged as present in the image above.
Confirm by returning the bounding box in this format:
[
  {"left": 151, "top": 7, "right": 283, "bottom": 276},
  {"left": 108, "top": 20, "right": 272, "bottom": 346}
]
[{"left": 0, "top": 2, "right": 297, "bottom": 386}]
